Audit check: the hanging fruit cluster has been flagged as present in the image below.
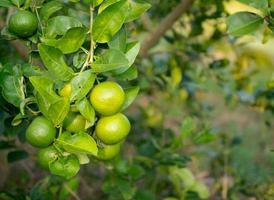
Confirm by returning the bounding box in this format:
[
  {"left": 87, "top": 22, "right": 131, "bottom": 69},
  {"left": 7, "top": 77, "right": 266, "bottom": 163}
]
[{"left": 0, "top": 0, "right": 150, "bottom": 179}]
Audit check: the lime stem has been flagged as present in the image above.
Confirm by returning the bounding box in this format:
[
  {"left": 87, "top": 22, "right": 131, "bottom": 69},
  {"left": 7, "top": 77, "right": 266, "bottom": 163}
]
[
  {"left": 58, "top": 125, "right": 63, "bottom": 138},
  {"left": 80, "top": 6, "right": 94, "bottom": 73},
  {"left": 35, "top": 7, "right": 44, "bottom": 36},
  {"left": 53, "top": 143, "right": 64, "bottom": 156},
  {"left": 89, "top": 5, "right": 94, "bottom": 65}
]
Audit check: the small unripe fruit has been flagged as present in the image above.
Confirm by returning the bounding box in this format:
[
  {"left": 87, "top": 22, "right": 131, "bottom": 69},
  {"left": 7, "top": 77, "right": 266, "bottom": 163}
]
[
  {"left": 90, "top": 81, "right": 125, "bottom": 116},
  {"left": 95, "top": 113, "right": 130, "bottom": 145},
  {"left": 8, "top": 10, "right": 38, "bottom": 38}
]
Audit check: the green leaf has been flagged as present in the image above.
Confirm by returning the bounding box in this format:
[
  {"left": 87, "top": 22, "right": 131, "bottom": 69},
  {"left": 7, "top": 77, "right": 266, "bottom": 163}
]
[
  {"left": 70, "top": 70, "right": 96, "bottom": 102},
  {"left": 121, "top": 86, "right": 139, "bottom": 111},
  {"left": 7, "top": 150, "right": 28, "bottom": 163},
  {"left": 169, "top": 166, "right": 195, "bottom": 190},
  {"left": 40, "top": 1, "right": 63, "bottom": 21},
  {"left": 111, "top": 41, "right": 140, "bottom": 74},
  {"left": 30, "top": 76, "right": 70, "bottom": 126},
  {"left": 77, "top": 98, "right": 96, "bottom": 126},
  {"left": 73, "top": 52, "right": 87, "bottom": 69},
  {"left": 125, "top": 41, "right": 140, "bottom": 66},
  {"left": 22, "top": 64, "right": 43, "bottom": 77},
  {"left": 226, "top": 12, "right": 263, "bottom": 37},
  {"left": 35, "top": 94, "right": 51, "bottom": 120},
  {"left": 92, "top": 49, "right": 129, "bottom": 73},
  {"left": 91, "top": 0, "right": 104, "bottom": 7},
  {"left": 125, "top": 0, "right": 151, "bottom": 22},
  {"left": 48, "top": 98, "right": 70, "bottom": 126},
  {"left": 128, "top": 164, "right": 145, "bottom": 180},
  {"left": 0, "top": 74, "right": 25, "bottom": 107},
  {"left": 10, "top": 0, "right": 24, "bottom": 7},
  {"left": 193, "top": 129, "right": 216, "bottom": 144},
  {"left": 117, "top": 179, "right": 136, "bottom": 199},
  {"left": 180, "top": 117, "right": 194, "bottom": 138},
  {"left": 57, "top": 132, "right": 98, "bottom": 156},
  {"left": 190, "top": 181, "right": 210, "bottom": 199},
  {"left": 1, "top": 26, "right": 18, "bottom": 40},
  {"left": 75, "top": 153, "right": 90, "bottom": 165},
  {"left": 0, "top": 0, "right": 13, "bottom": 7},
  {"left": 98, "top": 0, "right": 120, "bottom": 14},
  {"left": 45, "top": 16, "right": 82, "bottom": 38},
  {"left": 49, "top": 155, "right": 80, "bottom": 179},
  {"left": 55, "top": 27, "right": 87, "bottom": 54},
  {"left": 38, "top": 44, "right": 74, "bottom": 81},
  {"left": 238, "top": 0, "right": 268, "bottom": 10},
  {"left": 93, "top": 0, "right": 128, "bottom": 43},
  {"left": 108, "top": 26, "right": 127, "bottom": 52},
  {"left": 12, "top": 113, "right": 27, "bottom": 126},
  {"left": 116, "top": 65, "right": 138, "bottom": 81}
]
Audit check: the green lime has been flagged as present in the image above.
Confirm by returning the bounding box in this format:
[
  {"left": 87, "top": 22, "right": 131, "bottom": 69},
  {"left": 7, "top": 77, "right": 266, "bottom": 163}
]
[
  {"left": 95, "top": 113, "right": 130, "bottom": 144},
  {"left": 8, "top": 10, "right": 38, "bottom": 38},
  {"left": 63, "top": 112, "right": 86, "bottom": 133},
  {"left": 97, "top": 143, "right": 121, "bottom": 160},
  {"left": 90, "top": 81, "right": 125, "bottom": 116},
  {"left": 26, "top": 116, "right": 56, "bottom": 148},
  {"left": 37, "top": 145, "right": 59, "bottom": 170}
]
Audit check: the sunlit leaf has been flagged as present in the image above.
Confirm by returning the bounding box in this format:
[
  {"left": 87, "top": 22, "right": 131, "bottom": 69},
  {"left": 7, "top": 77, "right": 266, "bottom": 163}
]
[
  {"left": 55, "top": 27, "right": 87, "bottom": 54},
  {"left": 125, "top": 0, "right": 151, "bottom": 22},
  {"left": 70, "top": 70, "right": 96, "bottom": 102},
  {"left": 38, "top": 44, "right": 74, "bottom": 81},
  {"left": 40, "top": 1, "right": 63, "bottom": 21},
  {"left": 93, "top": 0, "right": 128, "bottom": 43},
  {"left": 121, "top": 86, "right": 139, "bottom": 111},
  {"left": 45, "top": 16, "right": 82, "bottom": 38},
  {"left": 91, "top": 49, "right": 129, "bottom": 73},
  {"left": 108, "top": 26, "right": 127, "bottom": 52},
  {"left": 77, "top": 98, "right": 96, "bottom": 126},
  {"left": 227, "top": 12, "right": 263, "bottom": 36},
  {"left": 57, "top": 132, "right": 98, "bottom": 156}
]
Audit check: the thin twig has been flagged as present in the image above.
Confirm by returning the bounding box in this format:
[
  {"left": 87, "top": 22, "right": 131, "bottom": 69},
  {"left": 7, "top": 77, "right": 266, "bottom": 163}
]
[{"left": 64, "top": 183, "right": 81, "bottom": 200}]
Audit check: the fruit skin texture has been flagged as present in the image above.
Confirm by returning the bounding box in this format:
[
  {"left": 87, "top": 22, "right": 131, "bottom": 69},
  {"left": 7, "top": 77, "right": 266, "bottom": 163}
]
[
  {"left": 90, "top": 81, "right": 125, "bottom": 116},
  {"left": 26, "top": 116, "right": 56, "bottom": 148},
  {"left": 37, "top": 146, "right": 58, "bottom": 170},
  {"left": 63, "top": 112, "right": 86, "bottom": 133},
  {"left": 59, "top": 83, "right": 72, "bottom": 98},
  {"left": 97, "top": 143, "right": 121, "bottom": 160},
  {"left": 8, "top": 10, "right": 38, "bottom": 38},
  {"left": 95, "top": 113, "right": 130, "bottom": 145}
]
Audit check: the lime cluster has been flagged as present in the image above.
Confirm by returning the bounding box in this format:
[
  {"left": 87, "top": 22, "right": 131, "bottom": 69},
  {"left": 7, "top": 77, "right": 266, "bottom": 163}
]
[{"left": 26, "top": 81, "right": 131, "bottom": 178}]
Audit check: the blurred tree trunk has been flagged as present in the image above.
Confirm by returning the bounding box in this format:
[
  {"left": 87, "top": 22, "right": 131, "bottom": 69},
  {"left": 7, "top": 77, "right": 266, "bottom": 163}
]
[{"left": 140, "top": 0, "right": 193, "bottom": 58}]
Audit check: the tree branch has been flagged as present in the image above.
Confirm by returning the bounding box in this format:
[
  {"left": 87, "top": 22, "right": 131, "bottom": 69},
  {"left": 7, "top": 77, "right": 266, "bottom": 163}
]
[{"left": 140, "top": 0, "right": 194, "bottom": 58}]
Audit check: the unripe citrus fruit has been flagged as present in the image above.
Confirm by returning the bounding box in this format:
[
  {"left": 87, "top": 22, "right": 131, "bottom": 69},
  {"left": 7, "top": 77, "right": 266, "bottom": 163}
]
[
  {"left": 90, "top": 81, "right": 125, "bottom": 116},
  {"left": 59, "top": 83, "right": 72, "bottom": 98},
  {"left": 8, "top": 10, "right": 38, "bottom": 38},
  {"left": 37, "top": 146, "right": 58, "bottom": 170},
  {"left": 26, "top": 116, "right": 56, "bottom": 148},
  {"left": 63, "top": 112, "right": 86, "bottom": 133},
  {"left": 95, "top": 113, "right": 130, "bottom": 144},
  {"left": 97, "top": 143, "right": 121, "bottom": 160}
]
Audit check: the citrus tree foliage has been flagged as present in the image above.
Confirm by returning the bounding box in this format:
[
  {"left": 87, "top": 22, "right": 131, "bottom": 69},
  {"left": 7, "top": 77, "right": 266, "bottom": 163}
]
[{"left": 0, "top": 0, "right": 149, "bottom": 193}]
